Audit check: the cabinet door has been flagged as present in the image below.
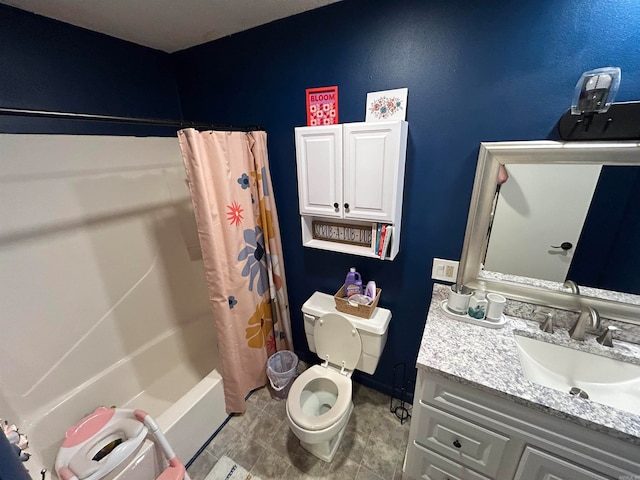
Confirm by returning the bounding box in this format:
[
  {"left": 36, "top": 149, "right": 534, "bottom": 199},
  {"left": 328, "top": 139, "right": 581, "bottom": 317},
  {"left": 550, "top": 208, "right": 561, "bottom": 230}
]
[
  {"left": 343, "top": 121, "right": 404, "bottom": 222},
  {"left": 295, "top": 125, "right": 343, "bottom": 217},
  {"left": 514, "top": 447, "right": 609, "bottom": 480}
]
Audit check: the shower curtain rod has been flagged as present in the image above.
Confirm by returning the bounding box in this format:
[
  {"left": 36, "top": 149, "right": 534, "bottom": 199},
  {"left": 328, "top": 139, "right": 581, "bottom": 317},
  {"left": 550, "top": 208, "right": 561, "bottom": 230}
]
[{"left": 0, "top": 107, "right": 264, "bottom": 132}]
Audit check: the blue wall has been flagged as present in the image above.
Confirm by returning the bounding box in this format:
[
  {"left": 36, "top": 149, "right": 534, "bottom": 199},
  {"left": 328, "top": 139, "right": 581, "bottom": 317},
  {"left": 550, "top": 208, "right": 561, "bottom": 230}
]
[
  {"left": 173, "top": 0, "right": 640, "bottom": 394},
  {"left": 0, "top": 4, "right": 182, "bottom": 136},
  {"left": 570, "top": 166, "right": 640, "bottom": 293},
  {"left": 1, "top": 0, "right": 639, "bottom": 396}
]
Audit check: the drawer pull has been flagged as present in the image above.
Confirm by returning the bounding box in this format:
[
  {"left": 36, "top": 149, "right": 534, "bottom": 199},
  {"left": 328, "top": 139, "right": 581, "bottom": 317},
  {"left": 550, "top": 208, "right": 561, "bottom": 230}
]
[{"left": 452, "top": 439, "right": 462, "bottom": 449}]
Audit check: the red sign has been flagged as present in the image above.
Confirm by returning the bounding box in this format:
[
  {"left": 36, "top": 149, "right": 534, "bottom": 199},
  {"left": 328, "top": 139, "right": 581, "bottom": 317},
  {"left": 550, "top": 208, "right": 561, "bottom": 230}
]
[{"left": 306, "top": 86, "right": 338, "bottom": 126}]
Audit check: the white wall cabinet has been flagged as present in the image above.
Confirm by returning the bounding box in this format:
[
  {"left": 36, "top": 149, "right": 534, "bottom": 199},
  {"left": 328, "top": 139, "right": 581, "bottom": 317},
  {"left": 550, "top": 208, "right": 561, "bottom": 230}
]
[
  {"left": 403, "top": 371, "right": 640, "bottom": 480},
  {"left": 295, "top": 120, "right": 408, "bottom": 259}
]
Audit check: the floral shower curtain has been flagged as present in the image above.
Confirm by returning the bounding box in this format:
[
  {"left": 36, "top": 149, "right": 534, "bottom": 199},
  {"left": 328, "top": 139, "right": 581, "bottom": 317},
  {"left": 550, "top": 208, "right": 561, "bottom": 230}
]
[{"left": 178, "top": 129, "right": 292, "bottom": 414}]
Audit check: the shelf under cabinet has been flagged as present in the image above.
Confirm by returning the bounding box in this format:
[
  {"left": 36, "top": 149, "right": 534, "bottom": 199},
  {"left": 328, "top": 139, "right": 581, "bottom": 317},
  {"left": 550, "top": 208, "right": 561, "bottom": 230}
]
[{"left": 300, "top": 216, "right": 399, "bottom": 260}]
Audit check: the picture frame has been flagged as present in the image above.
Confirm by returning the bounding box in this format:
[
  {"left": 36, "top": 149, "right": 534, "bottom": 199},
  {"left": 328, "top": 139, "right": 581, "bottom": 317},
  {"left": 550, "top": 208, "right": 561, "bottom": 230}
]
[
  {"left": 311, "top": 220, "right": 373, "bottom": 247},
  {"left": 306, "top": 86, "right": 339, "bottom": 126},
  {"left": 365, "top": 87, "right": 408, "bottom": 122}
]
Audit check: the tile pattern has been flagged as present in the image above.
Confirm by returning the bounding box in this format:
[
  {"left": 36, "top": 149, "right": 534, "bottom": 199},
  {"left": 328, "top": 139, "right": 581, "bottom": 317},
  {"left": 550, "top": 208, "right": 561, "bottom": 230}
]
[
  {"left": 420, "top": 283, "right": 640, "bottom": 445},
  {"left": 187, "top": 365, "right": 411, "bottom": 480}
]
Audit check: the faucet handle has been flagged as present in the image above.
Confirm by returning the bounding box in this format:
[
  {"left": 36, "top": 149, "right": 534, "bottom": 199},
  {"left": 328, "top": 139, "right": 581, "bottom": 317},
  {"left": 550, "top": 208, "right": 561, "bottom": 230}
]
[
  {"left": 532, "top": 308, "right": 554, "bottom": 333},
  {"left": 538, "top": 312, "right": 554, "bottom": 333},
  {"left": 596, "top": 325, "right": 619, "bottom": 348}
]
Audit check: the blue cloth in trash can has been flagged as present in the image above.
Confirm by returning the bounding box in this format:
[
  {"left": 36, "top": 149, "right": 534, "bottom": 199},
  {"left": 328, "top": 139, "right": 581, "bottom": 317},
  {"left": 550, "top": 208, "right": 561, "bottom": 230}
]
[{"left": 267, "top": 351, "right": 298, "bottom": 398}]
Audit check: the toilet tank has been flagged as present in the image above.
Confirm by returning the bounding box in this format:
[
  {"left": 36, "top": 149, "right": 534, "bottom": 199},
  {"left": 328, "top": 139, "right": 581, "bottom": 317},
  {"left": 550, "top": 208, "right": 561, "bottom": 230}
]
[{"left": 301, "top": 291, "right": 392, "bottom": 375}]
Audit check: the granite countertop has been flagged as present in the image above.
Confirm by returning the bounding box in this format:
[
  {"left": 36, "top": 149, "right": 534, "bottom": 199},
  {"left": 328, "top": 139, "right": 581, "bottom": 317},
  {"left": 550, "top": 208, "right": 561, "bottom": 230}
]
[
  {"left": 418, "top": 283, "right": 640, "bottom": 445},
  {"left": 480, "top": 270, "right": 640, "bottom": 307}
]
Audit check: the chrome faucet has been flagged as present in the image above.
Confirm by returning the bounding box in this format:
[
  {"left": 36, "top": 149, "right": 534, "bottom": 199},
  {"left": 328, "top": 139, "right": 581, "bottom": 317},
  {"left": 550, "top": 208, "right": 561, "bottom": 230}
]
[{"left": 568, "top": 307, "right": 600, "bottom": 341}]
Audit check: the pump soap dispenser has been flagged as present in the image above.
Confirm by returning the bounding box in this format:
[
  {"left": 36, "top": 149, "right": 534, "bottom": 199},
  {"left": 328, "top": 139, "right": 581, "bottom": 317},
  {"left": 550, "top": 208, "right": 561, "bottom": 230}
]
[{"left": 468, "top": 281, "right": 488, "bottom": 319}]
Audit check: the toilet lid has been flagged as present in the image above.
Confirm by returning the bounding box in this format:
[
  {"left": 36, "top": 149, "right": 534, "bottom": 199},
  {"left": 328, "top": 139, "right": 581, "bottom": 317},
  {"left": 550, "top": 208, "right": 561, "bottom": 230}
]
[{"left": 314, "top": 313, "right": 362, "bottom": 371}]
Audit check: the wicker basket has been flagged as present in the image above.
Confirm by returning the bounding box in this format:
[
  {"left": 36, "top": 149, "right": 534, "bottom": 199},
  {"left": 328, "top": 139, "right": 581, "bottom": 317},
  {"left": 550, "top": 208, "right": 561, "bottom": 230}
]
[{"left": 333, "top": 285, "right": 381, "bottom": 319}]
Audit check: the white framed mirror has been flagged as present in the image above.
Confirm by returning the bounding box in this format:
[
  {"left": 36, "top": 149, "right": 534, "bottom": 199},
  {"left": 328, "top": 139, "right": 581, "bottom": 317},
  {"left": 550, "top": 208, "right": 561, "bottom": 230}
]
[{"left": 458, "top": 140, "right": 640, "bottom": 325}]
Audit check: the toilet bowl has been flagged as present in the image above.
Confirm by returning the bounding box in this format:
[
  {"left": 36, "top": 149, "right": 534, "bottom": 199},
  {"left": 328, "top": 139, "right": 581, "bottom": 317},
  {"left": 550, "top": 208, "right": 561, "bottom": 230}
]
[
  {"left": 285, "top": 296, "right": 391, "bottom": 463},
  {"left": 286, "top": 365, "right": 353, "bottom": 462}
]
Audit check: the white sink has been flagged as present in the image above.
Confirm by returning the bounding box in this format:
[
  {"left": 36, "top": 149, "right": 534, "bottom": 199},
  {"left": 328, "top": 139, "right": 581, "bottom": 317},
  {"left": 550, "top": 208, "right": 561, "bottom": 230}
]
[{"left": 513, "top": 334, "right": 640, "bottom": 416}]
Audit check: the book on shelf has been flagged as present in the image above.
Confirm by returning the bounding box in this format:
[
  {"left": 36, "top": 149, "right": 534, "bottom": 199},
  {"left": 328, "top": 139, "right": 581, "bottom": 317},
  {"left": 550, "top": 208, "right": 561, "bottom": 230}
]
[
  {"left": 377, "top": 224, "right": 387, "bottom": 257},
  {"left": 380, "top": 225, "right": 393, "bottom": 259},
  {"left": 374, "top": 223, "right": 383, "bottom": 253},
  {"left": 371, "top": 223, "right": 378, "bottom": 250}
]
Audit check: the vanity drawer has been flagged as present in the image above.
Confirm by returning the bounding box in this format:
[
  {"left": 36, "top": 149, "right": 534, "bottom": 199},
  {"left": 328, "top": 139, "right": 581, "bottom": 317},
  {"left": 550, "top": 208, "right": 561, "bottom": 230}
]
[
  {"left": 405, "top": 442, "right": 491, "bottom": 480},
  {"left": 414, "top": 403, "right": 510, "bottom": 478},
  {"left": 514, "top": 446, "right": 610, "bottom": 480},
  {"left": 419, "top": 375, "right": 488, "bottom": 414}
]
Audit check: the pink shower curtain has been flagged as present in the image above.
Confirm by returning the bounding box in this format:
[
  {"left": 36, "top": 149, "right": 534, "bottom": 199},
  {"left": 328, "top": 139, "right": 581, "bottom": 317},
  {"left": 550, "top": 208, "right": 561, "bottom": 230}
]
[{"left": 178, "top": 129, "right": 292, "bottom": 414}]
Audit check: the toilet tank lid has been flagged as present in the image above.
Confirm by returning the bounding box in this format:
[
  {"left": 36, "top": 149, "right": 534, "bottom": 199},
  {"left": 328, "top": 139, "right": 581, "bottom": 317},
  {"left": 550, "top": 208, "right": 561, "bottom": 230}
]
[{"left": 302, "top": 291, "right": 391, "bottom": 335}]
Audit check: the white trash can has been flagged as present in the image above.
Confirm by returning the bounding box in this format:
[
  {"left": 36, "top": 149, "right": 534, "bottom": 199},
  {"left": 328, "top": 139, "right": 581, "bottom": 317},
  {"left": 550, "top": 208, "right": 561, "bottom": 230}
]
[{"left": 266, "top": 351, "right": 299, "bottom": 399}]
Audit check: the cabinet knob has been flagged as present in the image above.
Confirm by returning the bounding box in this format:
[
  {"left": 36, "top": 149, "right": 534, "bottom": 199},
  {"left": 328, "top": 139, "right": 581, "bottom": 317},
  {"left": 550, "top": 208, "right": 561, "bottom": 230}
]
[
  {"left": 452, "top": 439, "right": 461, "bottom": 449},
  {"left": 333, "top": 202, "right": 339, "bottom": 209},
  {"left": 344, "top": 203, "right": 349, "bottom": 209}
]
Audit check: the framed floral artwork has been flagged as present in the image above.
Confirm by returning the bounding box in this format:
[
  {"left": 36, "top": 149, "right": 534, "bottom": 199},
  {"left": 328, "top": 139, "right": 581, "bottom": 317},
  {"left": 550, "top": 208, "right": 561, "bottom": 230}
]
[
  {"left": 365, "top": 88, "right": 408, "bottom": 122},
  {"left": 306, "top": 86, "right": 338, "bottom": 126}
]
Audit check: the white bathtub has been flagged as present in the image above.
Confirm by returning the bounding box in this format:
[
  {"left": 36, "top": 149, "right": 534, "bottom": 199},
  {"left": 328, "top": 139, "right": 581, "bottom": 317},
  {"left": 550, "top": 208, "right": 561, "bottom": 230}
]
[{"left": 25, "top": 315, "right": 227, "bottom": 479}]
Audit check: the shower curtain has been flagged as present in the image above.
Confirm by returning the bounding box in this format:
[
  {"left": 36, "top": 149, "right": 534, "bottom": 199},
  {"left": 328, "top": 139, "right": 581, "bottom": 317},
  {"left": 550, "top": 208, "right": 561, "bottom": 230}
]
[{"left": 178, "top": 129, "right": 292, "bottom": 414}]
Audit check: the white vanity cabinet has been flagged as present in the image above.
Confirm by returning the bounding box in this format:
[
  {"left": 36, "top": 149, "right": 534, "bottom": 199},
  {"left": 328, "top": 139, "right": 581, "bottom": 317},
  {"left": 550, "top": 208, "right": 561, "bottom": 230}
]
[
  {"left": 294, "top": 120, "right": 408, "bottom": 259},
  {"left": 403, "top": 371, "right": 640, "bottom": 480}
]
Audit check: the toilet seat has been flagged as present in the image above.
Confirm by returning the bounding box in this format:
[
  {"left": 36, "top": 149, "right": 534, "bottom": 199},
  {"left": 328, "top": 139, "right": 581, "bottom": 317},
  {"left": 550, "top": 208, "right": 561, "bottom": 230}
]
[
  {"left": 313, "top": 313, "right": 362, "bottom": 372},
  {"left": 287, "top": 314, "right": 361, "bottom": 432},
  {"left": 287, "top": 365, "right": 352, "bottom": 431}
]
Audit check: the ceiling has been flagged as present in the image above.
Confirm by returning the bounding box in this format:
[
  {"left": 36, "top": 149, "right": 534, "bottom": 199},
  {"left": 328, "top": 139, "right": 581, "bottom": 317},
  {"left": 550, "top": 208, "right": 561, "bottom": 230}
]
[{"left": 0, "top": 0, "right": 342, "bottom": 53}]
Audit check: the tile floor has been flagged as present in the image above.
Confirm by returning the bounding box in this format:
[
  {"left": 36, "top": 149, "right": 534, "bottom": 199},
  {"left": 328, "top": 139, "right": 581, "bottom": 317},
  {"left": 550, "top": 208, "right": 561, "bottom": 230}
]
[{"left": 186, "top": 367, "right": 411, "bottom": 480}]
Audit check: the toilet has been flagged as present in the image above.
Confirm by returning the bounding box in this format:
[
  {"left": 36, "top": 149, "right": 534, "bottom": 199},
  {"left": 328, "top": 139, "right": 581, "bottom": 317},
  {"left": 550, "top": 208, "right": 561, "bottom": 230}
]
[{"left": 286, "top": 291, "right": 391, "bottom": 462}]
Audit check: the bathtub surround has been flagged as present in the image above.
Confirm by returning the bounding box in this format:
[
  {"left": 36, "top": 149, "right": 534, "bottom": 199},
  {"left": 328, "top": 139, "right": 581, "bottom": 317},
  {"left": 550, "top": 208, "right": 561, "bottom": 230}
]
[
  {"left": 0, "top": 134, "right": 227, "bottom": 475},
  {"left": 179, "top": 129, "right": 292, "bottom": 414}
]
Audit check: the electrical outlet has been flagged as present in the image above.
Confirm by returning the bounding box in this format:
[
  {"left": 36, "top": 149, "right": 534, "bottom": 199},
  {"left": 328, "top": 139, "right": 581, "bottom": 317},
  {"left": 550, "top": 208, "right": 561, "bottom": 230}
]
[{"left": 431, "top": 258, "right": 459, "bottom": 282}]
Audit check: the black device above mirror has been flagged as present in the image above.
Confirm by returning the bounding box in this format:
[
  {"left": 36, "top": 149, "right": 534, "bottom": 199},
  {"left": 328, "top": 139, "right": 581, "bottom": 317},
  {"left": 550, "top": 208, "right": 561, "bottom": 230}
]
[{"left": 559, "top": 101, "right": 640, "bottom": 141}]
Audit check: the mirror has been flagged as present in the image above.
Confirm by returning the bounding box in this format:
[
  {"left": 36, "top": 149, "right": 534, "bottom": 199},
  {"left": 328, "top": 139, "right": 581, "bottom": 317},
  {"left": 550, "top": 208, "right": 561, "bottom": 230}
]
[
  {"left": 458, "top": 140, "right": 640, "bottom": 325},
  {"left": 485, "top": 162, "right": 640, "bottom": 297}
]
